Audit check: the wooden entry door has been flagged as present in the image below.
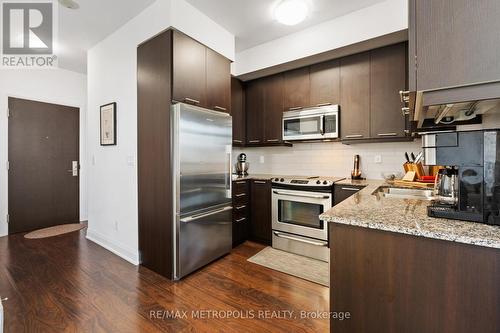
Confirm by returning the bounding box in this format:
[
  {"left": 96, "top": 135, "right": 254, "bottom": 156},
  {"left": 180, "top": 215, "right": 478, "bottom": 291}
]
[{"left": 8, "top": 97, "right": 80, "bottom": 234}]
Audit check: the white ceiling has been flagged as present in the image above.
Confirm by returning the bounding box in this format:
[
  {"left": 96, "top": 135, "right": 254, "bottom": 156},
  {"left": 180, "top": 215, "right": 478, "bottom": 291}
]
[
  {"left": 185, "top": 0, "right": 387, "bottom": 52},
  {"left": 57, "top": 0, "right": 155, "bottom": 73}
]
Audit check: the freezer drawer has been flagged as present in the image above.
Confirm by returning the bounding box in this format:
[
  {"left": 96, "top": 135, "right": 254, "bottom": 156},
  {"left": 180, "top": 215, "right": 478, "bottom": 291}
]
[{"left": 174, "top": 205, "right": 232, "bottom": 279}]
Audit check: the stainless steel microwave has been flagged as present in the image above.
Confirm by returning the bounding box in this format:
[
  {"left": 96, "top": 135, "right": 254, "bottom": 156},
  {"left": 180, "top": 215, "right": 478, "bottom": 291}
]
[{"left": 282, "top": 105, "right": 339, "bottom": 141}]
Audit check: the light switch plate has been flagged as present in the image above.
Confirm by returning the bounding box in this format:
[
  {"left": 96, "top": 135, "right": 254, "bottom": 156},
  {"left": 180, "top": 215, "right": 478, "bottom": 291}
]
[
  {"left": 259, "top": 156, "right": 265, "bottom": 164},
  {"left": 374, "top": 155, "right": 382, "bottom": 164}
]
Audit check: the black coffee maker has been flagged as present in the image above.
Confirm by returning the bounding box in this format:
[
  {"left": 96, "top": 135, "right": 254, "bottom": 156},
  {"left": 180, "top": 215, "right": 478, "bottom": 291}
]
[{"left": 423, "top": 130, "right": 500, "bottom": 225}]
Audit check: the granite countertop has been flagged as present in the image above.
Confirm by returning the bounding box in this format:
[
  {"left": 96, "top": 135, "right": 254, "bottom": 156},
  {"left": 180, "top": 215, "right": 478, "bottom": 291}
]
[{"left": 320, "top": 180, "right": 500, "bottom": 249}]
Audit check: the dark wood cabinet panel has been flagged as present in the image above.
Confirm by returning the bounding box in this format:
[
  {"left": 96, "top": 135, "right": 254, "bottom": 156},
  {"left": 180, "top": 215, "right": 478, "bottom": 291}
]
[
  {"left": 206, "top": 48, "right": 231, "bottom": 113},
  {"left": 284, "top": 67, "right": 310, "bottom": 110},
  {"left": 413, "top": 0, "right": 500, "bottom": 93},
  {"left": 370, "top": 43, "right": 407, "bottom": 138},
  {"left": 232, "top": 180, "right": 250, "bottom": 247},
  {"left": 340, "top": 52, "right": 370, "bottom": 140},
  {"left": 172, "top": 31, "right": 207, "bottom": 107},
  {"left": 333, "top": 185, "right": 365, "bottom": 206},
  {"left": 263, "top": 74, "right": 284, "bottom": 143},
  {"left": 137, "top": 31, "right": 173, "bottom": 279},
  {"left": 245, "top": 80, "right": 264, "bottom": 144},
  {"left": 310, "top": 60, "right": 340, "bottom": 107},
  {"left": 250, "top": 180, "right": 272, "bottom": 245},
  {"left": 330, "top": 223, "right": 500, "bottom": 333},
  {"left": 231, "top": 77, "right": 245, "bottom": 145}
]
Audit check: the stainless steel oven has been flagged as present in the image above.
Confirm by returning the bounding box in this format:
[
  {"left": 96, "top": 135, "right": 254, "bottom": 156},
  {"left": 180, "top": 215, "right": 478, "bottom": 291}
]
[
  {"left": 271, "top": 176, "right": 344, "bottom": 262},
  {"left": 282, "top": 105, "right": 339, "bottom": 141}
]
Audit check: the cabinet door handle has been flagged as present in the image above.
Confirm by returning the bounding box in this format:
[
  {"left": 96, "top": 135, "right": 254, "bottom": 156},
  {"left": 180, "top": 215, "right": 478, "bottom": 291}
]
[
  {"left": 399, "top": 90, "right": 410, "bottom": 103},
  {"left": 184, "top": 97, "right": 200, "bottom": 105},
  {"left": 266, "top": 139, "right": 279, "bottom": 142},
  {"left": 235, "top": 181, "right": 246, "bottom": 185},
  {"left": 235, "top": 217, "right": 246, "bottom": 223},
  {"left": 404, "top": 129, "right": 410, "bottom": 134},
  {"left": 341, "top": 187, "right": 360, "bottom": 191},
  {"left": 214, "top": 106, "right": 227, "bottom": 111},
  {"left": 248, "top": 140, "right": 260, "bottom": 143},
  {"left": 254, "top": 181, "right": 267, "bottom": 184},
  {"left": 235, "top": 193, "right": 246, "bottom": 197},
  {"left": 235, "top": 205, "right": 247, "bottom": 210},
  {"left": 378, "top": 133, "right": 397, "bottom": 137},
  {"left": 233, "top": 139, "right": 243, "bottom": 143},
  {"left": 316, "top": 102, "right": 332, "bottom": 107},
  {"left": 401, "top": 107, "right": 410, "bottom": 116},
  {"left": 345, "top": 134, "right": 363, "bottom": 139},
  {"left": 288, "top": 107, "right": 303, "bottom": 111}
]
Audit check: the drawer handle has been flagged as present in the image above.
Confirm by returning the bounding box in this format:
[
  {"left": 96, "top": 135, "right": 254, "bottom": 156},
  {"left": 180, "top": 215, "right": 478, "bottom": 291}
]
[
  {"left": 266, "top": 139, "right": 279, "bottom": 142},
  {"left": 341, "top": 187, "right": 360, "bottom": 191},
  {"left": 248, "top": 140, "right": 260, "bottom": 143},
  {"left": 254, "top": 181, "right": 267, "bottom": 184},
  {"left": 235, "top": 217, "right": 246, "bottom": 223},
  {"left": 235, "top": 181, "right": 246, "bottom": 185},
  {"left": 184, "top": 97, "right": 200, "bottom": 105},
  {"left": 288, "top": 107, "right": 303, "bottom": 111},
  {"left": 235, "top": 205, "right": 247, "bottom": 210},
  {"left": 235, "top": 193, "right": 246, "bottom": 197},
  {"left": 401, "top": 107, "right": 410, "bottom": 116},
  {"left": 399, "top": 90, "right": 410, "bottom": 103},
  {"left": 233, "top": 139, "right": 243, "bottom": 143},
  {"left": 214, "top": 106, "right": 227, "bottom": 111},
  {"left": 345, "top": 134, "right": 363, "bottom": 139},
  {"left": 273, "top": 232, "right": 328, "bottom": 247},
  {"left": 316, "top": 102, "right": 332, "bottom": 107},
  {"left": 378, "top": 133, "right": 397, "bottom": 137},
  {"left": 404, "top": 129, "right": 410, "bottom": 134}
]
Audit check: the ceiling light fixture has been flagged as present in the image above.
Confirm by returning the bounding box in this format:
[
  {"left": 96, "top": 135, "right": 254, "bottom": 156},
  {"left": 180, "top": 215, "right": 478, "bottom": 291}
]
[
  {"left": 58, "top": 0, "right": 79, "bottom": 10},
  {"left": 274, "top": 0, "right": 308, "bottom": 26}
]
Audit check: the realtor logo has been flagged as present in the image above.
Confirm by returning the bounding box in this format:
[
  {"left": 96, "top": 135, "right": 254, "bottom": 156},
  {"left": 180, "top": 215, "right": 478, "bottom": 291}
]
[{"left": 1, "top": 0, "right": 58, "bottom": 68}]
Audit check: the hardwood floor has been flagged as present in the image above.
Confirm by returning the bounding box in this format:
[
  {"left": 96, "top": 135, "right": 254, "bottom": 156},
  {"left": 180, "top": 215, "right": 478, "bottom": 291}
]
[{"left": 0, "top": 231, "right": 329, "bottom": 332}]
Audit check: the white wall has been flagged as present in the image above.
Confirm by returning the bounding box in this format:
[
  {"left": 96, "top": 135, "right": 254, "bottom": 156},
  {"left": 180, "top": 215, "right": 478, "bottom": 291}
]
[
  {"left": 0, "top": 68, "right": 87, "bottom": 237},
  {"left": 86, "top": 0, "right": 234, "bottom": 264},
  {"left": 232, "top": 0, "right": 407, "bottom": 76},
  {"left": 234, "top": 140, "right": 422, "bottom": 180}
]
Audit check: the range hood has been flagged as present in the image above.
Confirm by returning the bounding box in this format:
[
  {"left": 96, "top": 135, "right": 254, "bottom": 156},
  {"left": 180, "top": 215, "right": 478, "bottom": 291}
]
[{"left": 400, "top": 91, "right": 500, "bottom": 132}]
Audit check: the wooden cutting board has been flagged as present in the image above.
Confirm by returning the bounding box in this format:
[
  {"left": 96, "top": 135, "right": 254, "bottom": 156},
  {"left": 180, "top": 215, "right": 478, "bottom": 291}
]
[{"left": 392, "top": 180, "right": 435, "bottom": 189}]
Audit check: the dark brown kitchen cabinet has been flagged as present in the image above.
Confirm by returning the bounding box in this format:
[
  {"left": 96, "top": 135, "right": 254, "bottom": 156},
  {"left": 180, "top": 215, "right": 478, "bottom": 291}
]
[
  {"left": 232, "top": 180, "right": 250, "bottom": 247},
  {"left": 206, "top": 48, "right": 231, "bottom": 112},
  {"left": 250, "top": 180, "right": 272, "bottom": 245},
  {"left": 340, "top": 52, "right": 370, "bottom": 140},
  {"left": 310, "top": 59, "right": 340, "bottom": 107},
  {"left": 409, "top": 0, "right": 500, "bottom": 104},
  {"left": 333, "top": 184, "right": 365, "bottom": 206},
  {"left": 231, "top": 77, "right": 245, "bottom": 145},
  {"left": 172, "top": 31, "right": 207, "bottom": 106},
  {"left": 245, "top": 80, "right": 264, "bottom": 144},
  {"left": 263, "top": 74, "right": 284, "bottom": 143},
  {"left": 370, "top": 43, "right": 407, "bottom": 138},
  {"left": 284, "top": 67, "right": 310, "bottom": 111}
]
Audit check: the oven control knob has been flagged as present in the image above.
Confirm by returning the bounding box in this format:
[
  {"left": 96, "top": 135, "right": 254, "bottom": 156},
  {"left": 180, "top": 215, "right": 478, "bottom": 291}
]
[
  {"left": 280, "top": 178, "right": 285, "bottom": 182},
  {"left": 323, "top": 181, "right": 328, "bottom": 185},
  {"left": 274, "top": 178, "right": 279, "bottom": 181},
  {"left": 316, "top": 180, "right": 321, "bottom": 184}
]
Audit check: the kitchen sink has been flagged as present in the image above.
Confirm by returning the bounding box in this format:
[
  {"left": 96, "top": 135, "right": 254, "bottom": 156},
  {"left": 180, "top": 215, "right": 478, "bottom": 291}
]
[{"left": 373, "top": 186, "right": 435, "bottom": 201}]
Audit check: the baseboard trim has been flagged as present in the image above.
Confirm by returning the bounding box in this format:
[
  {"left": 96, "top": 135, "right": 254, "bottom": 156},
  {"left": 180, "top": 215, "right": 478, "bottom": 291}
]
[{"left": 86, "top": 229, "right": 139, "bottom": 265}]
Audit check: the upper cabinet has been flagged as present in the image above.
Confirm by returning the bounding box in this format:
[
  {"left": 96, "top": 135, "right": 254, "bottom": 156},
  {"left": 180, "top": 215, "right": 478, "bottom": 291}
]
[
  {"left": 172, "top": 30, "right": 231, "bottom": 112},
  {"left": 263, "top": 74, "right": 285, "bottom": 143},
  {"left": 310, "top": 59, "right": 340, "bottom": 107},
  {"left": 231, "top": 77, "right": 245, "bottom": 146},
  {"left": 409, "top": 0, "right": 500, "bottom": 103},
  {"left": 245, "top": 80, "right": 265, "bottom": 145},
  {"left": 284, "top": 67, "right": 310, "bottom": 110},
  {"left": 340, "top": 52, "right": 371, "bottom": 140}
]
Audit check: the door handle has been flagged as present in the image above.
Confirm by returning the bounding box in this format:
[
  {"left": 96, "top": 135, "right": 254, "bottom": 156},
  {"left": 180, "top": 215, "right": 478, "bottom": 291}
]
[
  {"left": 273, "top": 232, "right": 328, "bottom": 247},
  {"left": 67, "top": 161, "right": 78, "bottom": 177},
  {"left": 184, "top": 97, "right": 200, "bottom": 105},
  {"left": 180, "top": 206, "right": 233, "bottom": 223},
  {"left": 341, "top": 187, "right": 361, "bottom": 191}
]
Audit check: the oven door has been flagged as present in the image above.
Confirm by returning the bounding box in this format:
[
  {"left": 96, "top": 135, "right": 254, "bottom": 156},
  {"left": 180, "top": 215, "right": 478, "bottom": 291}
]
[{"left": 272, "top": 188, "right": 331, "bottom": 240}]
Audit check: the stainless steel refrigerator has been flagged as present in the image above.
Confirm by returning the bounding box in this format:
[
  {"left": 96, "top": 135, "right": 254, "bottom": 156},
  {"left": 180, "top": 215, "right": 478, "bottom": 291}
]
[{"left": 171, "top": 103, "right": 233, "bottom": 280}]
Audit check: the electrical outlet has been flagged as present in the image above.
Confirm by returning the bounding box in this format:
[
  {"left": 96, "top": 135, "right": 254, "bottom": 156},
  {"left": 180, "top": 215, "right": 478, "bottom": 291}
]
[
  {"left": 374, "top": 155, "right": 382, "bottom": 164},
  {"left": 259, "top": 156, "right": 265, "bottom": 164}
]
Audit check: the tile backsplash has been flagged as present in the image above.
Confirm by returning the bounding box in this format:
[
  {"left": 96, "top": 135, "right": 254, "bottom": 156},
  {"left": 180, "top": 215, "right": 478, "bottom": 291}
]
[{"left": 233, "top": 140, "right": 422, "bottom": 179}]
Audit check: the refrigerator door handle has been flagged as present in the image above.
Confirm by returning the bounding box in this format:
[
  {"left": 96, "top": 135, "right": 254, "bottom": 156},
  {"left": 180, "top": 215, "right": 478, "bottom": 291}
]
[
  {"left": 226, "top": 145, "right": 232, "bottom": 198},
  {"left": 180, "top": 206, "right": 233, "bottom": 223}
]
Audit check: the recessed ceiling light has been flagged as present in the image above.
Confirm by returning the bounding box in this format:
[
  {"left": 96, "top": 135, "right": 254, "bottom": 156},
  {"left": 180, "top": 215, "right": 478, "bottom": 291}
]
[
  {"left": 58, "top": 0, "right": 79, "bottom": 10},
  {"left": 274, "top": 0, "right": 308, "bottom": 26}
]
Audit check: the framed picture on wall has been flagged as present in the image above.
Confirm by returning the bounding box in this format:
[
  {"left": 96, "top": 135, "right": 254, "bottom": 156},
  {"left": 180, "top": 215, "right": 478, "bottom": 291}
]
[{"left": 100, "top": 102, "right": 116, "bottom": 146}]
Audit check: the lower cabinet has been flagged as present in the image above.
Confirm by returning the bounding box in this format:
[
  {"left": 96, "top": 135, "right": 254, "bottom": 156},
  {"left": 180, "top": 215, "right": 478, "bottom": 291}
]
[
  {"left": 333, "top": 184, "right": 366, "bottom": 206},
  {"left": 232, "top": 180, "right": 250, "bottom": 247},
  {"left": 249, "top": 180, "right": 272, "bottom": 245}
]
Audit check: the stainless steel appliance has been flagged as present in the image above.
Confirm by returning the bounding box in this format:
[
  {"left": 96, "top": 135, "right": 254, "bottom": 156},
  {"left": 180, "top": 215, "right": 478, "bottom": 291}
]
[
  {"left": 235, "top": 153, "right": 249, "bottom": 175},
  {"left": 271, "top": 176, "right": 345, "bottom": 262},
  {"left": 282, "top": 105, "right": 339, "bottom": 141},
  {"left": 423, "top": 130, "right": 500, "bottom": 225},
  {"left": 172, "top": 103, "right": 233, "bottom": 280}
]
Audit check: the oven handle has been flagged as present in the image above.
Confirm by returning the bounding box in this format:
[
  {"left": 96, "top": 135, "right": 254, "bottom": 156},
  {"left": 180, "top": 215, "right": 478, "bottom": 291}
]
[
  {"left": 273, "top": 190, "right": 330, "bottom": 199},
  {"left": 273, "top": 232, "right": 328, "bottom": 247}
]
